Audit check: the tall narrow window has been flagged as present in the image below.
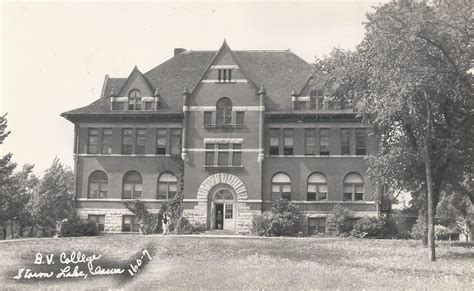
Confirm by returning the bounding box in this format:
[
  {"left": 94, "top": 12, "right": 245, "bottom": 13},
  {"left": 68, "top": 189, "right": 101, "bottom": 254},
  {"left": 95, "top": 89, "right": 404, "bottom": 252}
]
[
  {"left": 122, "top": 129, "right": 133, "bottom": 155},
  {"left": 88, "top": 171, "right": 108, "bottom": 198},
  {"left": 128, "top": 89, "right": 142, "bottom": 110},
  {"left": 216, "top": 97, "right": 232, "bottom": 125},
  {"left": 170, "top": 129, "right": 181, "bottom": 155},
  {"left": 203, "top": 112, "right": 212, "bottom": 126},
  {"left": 136, "top": 128, "right": 147, "bottom": 155},
  {"left": 157, "top": 173, "right": 178, "bottom": 200},
  {"left": 88, "top": 128, "right": 99, "bottom": 154},
  {"left": 356, "top": 129, "right": 367, "bottom": 155},
  {"left": 217, "top": 144, "right": 229, "bottom": 165},
  {"left": 232, "top": 144, "right": 242, "bottom": 166},
  {"left": 101, "top": 128, "right": 112, "bottom": 154},
  {"left": 272, "top": 173, "right": 291, "bottom": 201},
  {"left": 156, "top": 129, "right": 167, "bottom": 155},
  {"left": 205, "top": 143, "right": 215, "bottom": 165},
  {"left": 310, "top": 89, "right": 324, "bottom": 110},
  {"left": 343, "top": 173, "right": 364, "bottom": 201},
  {"left": 122, "top": 171, "right": 142, "bottom": 199},
  {"left": 305, "top": 128, "right": 316, "bottom": 155},
  {"left": 270, "top": 129, "right": 280, "bottom": 155},
  {"left": 319, "top": 128, "right": 330, "bottom": 155},
  {"left": 218, "top": 69, "right": 222, "bottom": 82},
  {"left": 341, "top": 129, "right": 352, "bottom": 155},
  {"left": 236, "top": 111, "right": 245, "bottom": 125},
  {"left": 283, "top": 129, "right": 294, "bottom": 155},
  {"left": 307, "top": 173, "right": 328, "bottom": 201}
]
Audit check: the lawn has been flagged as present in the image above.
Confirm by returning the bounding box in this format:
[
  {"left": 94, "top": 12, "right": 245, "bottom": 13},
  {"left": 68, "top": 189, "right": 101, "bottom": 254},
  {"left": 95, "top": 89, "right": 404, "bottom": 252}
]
[{"left": 0, "top": 235, "right": 472, "bottom": 290}]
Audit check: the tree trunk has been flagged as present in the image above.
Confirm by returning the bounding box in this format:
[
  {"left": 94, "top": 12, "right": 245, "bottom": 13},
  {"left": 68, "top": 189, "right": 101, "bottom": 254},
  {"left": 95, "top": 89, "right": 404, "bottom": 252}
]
[
  {"left": 421, "top": 208, "right": 428, "bottom": 246},
  {"left": 2, "top": 226, "right": 6, "bottom": 240},
  {"left": 423, "top": 92, "right": 436, "bottom": 262},
  {"left": 10, "top": 220, "right": 14, "bottom": 239}
]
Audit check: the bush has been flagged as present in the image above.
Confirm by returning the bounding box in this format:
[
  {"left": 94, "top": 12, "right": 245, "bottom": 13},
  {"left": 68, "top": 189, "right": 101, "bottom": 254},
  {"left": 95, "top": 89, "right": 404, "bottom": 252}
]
[
  {"left": 327, "top": 204, "right": 355, "bottom": 234},
  {"left": 174, "top": 216, "right": 207, "bottom": 234},
  {"left": 59, "top": 217, "right": 97, "bottom": 237},
  {"left": 351, "top": 216, "right": 386, "bottom": 238},
  {"left": 411, "top": 215, "right": 426, "bottom": 240},
  {"left": 251, "top": 198, "right": 302, "bottom": 237}
]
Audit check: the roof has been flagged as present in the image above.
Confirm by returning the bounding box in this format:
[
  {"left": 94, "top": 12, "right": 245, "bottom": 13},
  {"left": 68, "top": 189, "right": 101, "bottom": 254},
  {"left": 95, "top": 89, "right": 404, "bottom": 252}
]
[{"left": 62, "top": 46, "right": 313, "bottom": 117}]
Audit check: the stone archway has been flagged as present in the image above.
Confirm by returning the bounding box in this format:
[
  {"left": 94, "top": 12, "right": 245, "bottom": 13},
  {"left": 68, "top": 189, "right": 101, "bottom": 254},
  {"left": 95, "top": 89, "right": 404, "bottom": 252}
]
[{"left": 197, "top": 173, "right": 248, "bottom": 201}]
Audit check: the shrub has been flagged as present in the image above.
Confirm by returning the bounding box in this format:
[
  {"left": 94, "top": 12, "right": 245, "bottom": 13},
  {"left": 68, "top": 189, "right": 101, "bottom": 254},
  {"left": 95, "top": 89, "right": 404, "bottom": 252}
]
[
  {"left": 327, "top": 204, "right": 355, "bottom": 234},
  {"left": 174, "top": 217, "right": 206, "bottom": 234},
  {"left": 351, "top": 216, "right": 386, "bottom": 238},
  {"left": 59, "top": 217, "right": 97, "bottom": 237},
  {"left": 251, "top": 198, "right": 302, "bottom": 237},
  {"left": 411, "top": 215, "right": 427, "bottom": 240}
]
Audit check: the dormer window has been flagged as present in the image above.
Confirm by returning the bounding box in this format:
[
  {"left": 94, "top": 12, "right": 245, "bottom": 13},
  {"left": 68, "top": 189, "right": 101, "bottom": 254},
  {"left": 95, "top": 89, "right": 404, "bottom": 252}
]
[
  {"left": 128, "top": 89, "right": 142, "bottom": 110},
  {"left": 310, "top": 89, "right": 324, "bottom": 110},
  {"left": 218, "top": 69, "right": 232, "bottom": 82}
]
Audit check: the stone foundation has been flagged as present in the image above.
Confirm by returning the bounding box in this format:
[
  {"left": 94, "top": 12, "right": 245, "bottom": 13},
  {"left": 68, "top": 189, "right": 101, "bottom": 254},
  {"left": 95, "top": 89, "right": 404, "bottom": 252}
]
[{"left": 76, "top": 208, "right": 158, "bottom": 233}]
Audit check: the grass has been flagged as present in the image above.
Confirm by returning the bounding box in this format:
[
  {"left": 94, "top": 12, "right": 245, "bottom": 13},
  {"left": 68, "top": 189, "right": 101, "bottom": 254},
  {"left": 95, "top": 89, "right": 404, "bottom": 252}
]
[{"left": 0, "top": 235, "right": 472, "bottom": 290}]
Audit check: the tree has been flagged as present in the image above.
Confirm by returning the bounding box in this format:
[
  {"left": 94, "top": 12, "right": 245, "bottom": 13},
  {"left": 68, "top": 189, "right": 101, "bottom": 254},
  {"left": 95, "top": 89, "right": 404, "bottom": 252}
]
[
  {"left": 31, "top": 158, "right": 74, "bottom": 236},
  {"left": 313, "top": 0, "right": 473, "bottom": 261}
]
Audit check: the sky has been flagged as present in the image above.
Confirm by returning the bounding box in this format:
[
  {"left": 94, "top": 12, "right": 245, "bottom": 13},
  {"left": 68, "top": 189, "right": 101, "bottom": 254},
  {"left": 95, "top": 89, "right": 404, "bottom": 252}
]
[{"left": 1, "top": 0, "right": 387, "bottom": 176}]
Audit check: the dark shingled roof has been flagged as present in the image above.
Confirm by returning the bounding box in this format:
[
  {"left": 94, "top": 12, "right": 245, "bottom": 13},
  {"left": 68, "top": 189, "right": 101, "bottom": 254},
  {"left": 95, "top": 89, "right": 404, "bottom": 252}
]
[{"left": 62, "top": 48, "right": 312, "bottom": 117}]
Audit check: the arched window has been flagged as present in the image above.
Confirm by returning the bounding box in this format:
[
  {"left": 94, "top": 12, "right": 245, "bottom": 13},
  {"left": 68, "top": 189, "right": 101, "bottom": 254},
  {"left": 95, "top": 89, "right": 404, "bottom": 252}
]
[
  {"left": 343, "top": 172, "right": 364, "bottom": 201},
  {"left": 123, "top": 171, "right": 142, "bottom": 199},
  {"left": 307, "top": 172, "right": 327, "bottom": 201},
  {"left": 128, "top": 89, "right": 142, "bottom": 110},
  {"left": 88, "top": 171, "right": 108, "bottom": 198},
  {"left": 216, "top": 97, "right": 232, "bottom": 125},
  {"left": 213, "top": 189, "right": 234, "bottom": 202},
  {"left": 157, "top": 173, "right": 178, "bottom": 200},
  {"left": 272, "top": 172, "right": 291, "bottom": 201}
]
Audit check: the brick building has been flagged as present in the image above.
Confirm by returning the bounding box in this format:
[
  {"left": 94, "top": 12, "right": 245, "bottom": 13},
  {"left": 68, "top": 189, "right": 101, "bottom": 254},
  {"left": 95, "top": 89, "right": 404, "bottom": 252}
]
[{"left": 61, "top": 41, "right": 379, "bottom": 234}]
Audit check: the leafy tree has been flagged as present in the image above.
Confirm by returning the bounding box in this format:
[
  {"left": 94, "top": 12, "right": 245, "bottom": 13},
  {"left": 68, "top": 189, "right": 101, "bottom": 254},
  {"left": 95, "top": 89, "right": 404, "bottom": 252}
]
[
  {"left": 251, "top": 198, "right": 302, "bottom": 237},
  {"left": 0, "top": 113, "right": 16, "bottom": 239},
  {"left": 436, "top": 187, "right": 473, "bottom": 241},
  {"left": 31, "top": 158, "right": 74, "bottom": 236},
  {"left": 313, "top": 0, "right": 473, "bottom": 261}
]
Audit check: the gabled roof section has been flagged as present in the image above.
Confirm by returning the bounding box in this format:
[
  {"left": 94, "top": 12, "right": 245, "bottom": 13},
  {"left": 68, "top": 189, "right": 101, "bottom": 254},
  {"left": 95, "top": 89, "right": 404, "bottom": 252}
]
[
  {"left": 62, "top": 43, "right": 313, "bottom": 117},
  {"left": 117, "top": 66, "right": 154, "bottom": 97}
]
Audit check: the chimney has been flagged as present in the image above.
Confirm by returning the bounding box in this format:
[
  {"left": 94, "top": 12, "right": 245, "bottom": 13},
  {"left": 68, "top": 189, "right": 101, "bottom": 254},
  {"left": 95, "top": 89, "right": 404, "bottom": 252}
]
[{"left": 174, "top": 48, "right": 186, "bottom": 56}]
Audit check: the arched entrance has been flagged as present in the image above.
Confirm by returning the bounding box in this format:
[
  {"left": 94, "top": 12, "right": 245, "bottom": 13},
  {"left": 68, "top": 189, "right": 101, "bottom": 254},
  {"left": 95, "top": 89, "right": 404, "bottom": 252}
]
[
  {"left": 210, "top": 187, "right": 235, "bottom": 230},
  {"left": 196, "top": 173, "right": 248, "bottom": 231}
]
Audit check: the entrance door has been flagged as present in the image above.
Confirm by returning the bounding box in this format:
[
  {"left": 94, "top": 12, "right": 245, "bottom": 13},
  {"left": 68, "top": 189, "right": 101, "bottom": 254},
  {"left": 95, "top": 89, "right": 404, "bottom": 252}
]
[
  {"left": 223, "top": 203, "right": 234, "bottom": 230},
  {"left": 212, "top": 189, "right": 235, "bottom": 230}
]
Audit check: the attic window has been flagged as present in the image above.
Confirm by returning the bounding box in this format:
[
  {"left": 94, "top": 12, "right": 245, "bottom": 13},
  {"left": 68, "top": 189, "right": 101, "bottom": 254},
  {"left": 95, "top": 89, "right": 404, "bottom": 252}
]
[
  {"left": 128, "top": 89, "right": 142, "bottom": 110},
  {"left": 217, "top": 69, "right": 232, "bottom": 82}
]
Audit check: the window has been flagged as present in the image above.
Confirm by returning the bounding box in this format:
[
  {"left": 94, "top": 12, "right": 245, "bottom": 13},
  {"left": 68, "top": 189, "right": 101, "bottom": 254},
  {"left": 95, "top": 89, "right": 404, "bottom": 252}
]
[
  {"left": 204, "top": 111, "right": 212, "bottom": 126},
  {"left": 307, "top": 173, "right": 328, "bottom": 201},
  {"left": 270, "top": 129, "right": 280, "bottom": 155},
  {"left": 122, "top": 129, "right": 133, "bottom": 155},
  {"left": 310, "top": 89, "right": 324, "bottom": 110},
  {"left": 341, "top": 129, "right": 352, "bottom": 155},
  {"left": 170, "top": 129, "right": 181, "bottom": 155},
  {"left": 218, "top": 69, "right": 232, "bottom": 82},
  {"left": 272, "top": 173, "right": 291, "bottom": 201},
  {"left": 122, "top": 171, "right": 142, "bottom": 199},
  {"left": 218, "top": 144, "right": 229, "bottom": 166},
  {"left": 112, "top": 101, "right": 125, "bottom": 110},
  {"left": 136, "top": 128, "right": 147, "bottom": 155},
  {"left": 236, "top": 111, "right": 245, "bottom": 125},
  {"left": 216, "top": 97, "right": 232, "bottom": 125},
  {"left": 308, "top": 218, "right": 326, "bottom": 235},
  {"left": 87, "top": 128, "right": 99, "bottom": 154},
  {"left": 88, "top": 215, "right": 105, "bottom": 232},
  {"left": 157, "top": 173, "right": 178, "bottom": 200},
  {"left": 156, "top": 129, "right": 167, "bottom": 155},
  {"left": 122, "top": 215, "right": 139, "bottom": 232},
  {"left": 144, "top": 101, "right": 153, "bottom": 110},
  {"left": 356, "top": 129, "right": 367, "bottom": 155},
  {"left": 88, "top": 171, "right": 108, "bottom": 198},
  {"left": 305, "top": 128, "right": 316, "bottom": 155},
  {"left": 225, "top": 204, "right": 233, "bottom": 219},
  {"left": 319, "top": 129, "right": 330, "bottom": 155},
  {"left": 343, "top": 173, "right": 364, "bottom": 201},
  {"left": 101, "top": 128, "right": 112, "bottom": 154},
  {"left": 128, "top": 89, "right": 142, "bottom": 110},
  {"left": 232, "top": 144, "right": 242, "bottom": 166},
  {"left": 283, "top": 129, "right": 294, "bottom": 155},
  {"left": 295, "top": 101, "right": 307, "bottom": 110},
  {"left": 204, "top": 143, "right": 215, "bottom": 165}
]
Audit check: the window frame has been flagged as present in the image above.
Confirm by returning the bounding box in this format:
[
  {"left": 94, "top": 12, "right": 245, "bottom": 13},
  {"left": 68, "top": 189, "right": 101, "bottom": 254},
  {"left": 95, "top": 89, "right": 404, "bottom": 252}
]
[
  {"left": 128, "top": 89, "right": 142, "bottom": 110},
  {"left": 156, "top": 128, "right": 167, "bottom": 155},
  {"left": 88, "top": 171, "right": 108, "bottom": 199},
  {"left": 356, "top": 128, "right": 367, "bottom": 156},
  {"left": 341, "top": 128, "right": 352, "bottom": 156},
  {"left": 283, "top": 129, "right": 294, "bottom": 156},
  {"left": 170, "top": 128, "right": 182, "bottom": 155},
  {"left": 269, "top": 128, "right": 280, "bottom": 156},
  {"left": 307, "top": 172, "right": 328, "bottom": 201},
  {"left": 343, "top": 172, "right": 364, "bottom": 201},
  {"left": 101, "top": 128, "right": 113, "bottom": 154},
  {"left": 122, "top": 128, "right": 133, "bottom": 155},
  {"left": 271, "top": 172, "right": 291, "bottom": 201},
  {"left": 319, "top": 128, "right": 330, "bottom": 155},
  {"left": 88, "top": 215, "right": 105, "bottom": 232},
  {"left": 216, "top": 97, "right": 232, "bottom": 125},
  {"left": 305, "top": 128, "right": 316, "bottom": 155},
  {"left": 122, "top": 215, "right": 140, "bottom": 232},
  {"left": 157, "top": 172, "right": 178, "bottom": 200},
  {"left": 87, "top": 128, "right": 100, "bottom": 154},
  {"left": 136, "top": 128, "right": 147, "bottom": 155},
  {"left": 122, "top": 171, "right": 143, "bottom": 199}
]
